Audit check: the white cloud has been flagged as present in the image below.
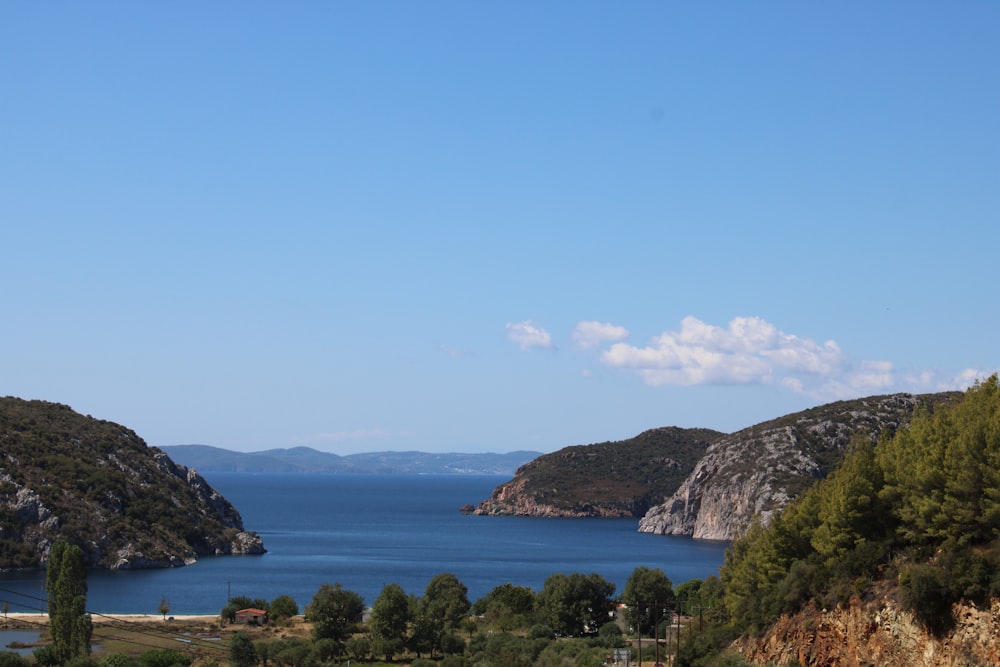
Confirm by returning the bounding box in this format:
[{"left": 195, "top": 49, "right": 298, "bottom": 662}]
[
  {"left": 901, "top": 367, "right": 996, "bottom": 393},
  {"left": 506, "top": 320, "right": 553, "bottom": 351},
  {"left": 806, "top": 359, "right": 897, "bottom": 401},
  {"left": 600, "top": 315, "right": 849, "bottom": 389},
  {"left": 572, "top": 321, "right": 629, "bottom": 349},
  {"left": 505, "top": 313, "right": 993, "bottom": 401}
]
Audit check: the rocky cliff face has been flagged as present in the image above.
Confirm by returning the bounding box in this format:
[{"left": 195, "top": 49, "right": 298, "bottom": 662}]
[
  {"left": 0, "top": 397, "right": 265, "bottom": 569},
  {"left": 475, "top": 474, "right": 640, "bottom": 517},
  {"left": 734, "top": 594, "right": 1000, "bottom": 666},
  {"left": 639, "top": 392, "right": 958, "bottom": 541}
]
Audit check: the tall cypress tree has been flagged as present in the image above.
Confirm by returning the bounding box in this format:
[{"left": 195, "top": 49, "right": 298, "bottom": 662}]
[{"left": 45, "top": 541, "right": 92, "bottom": 662}]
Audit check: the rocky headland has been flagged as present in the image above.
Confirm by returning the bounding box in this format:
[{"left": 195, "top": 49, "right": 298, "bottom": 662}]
[
  {"left": 638, "top": 392, "right": 959, "bottom": 540},
  {"left": 474, "top": 426, "right": 720, "bottom": 518},
  {"left": 0, "top": 397, "right": 264, "bottom": 569},
  {"left": 474, "top": 391, "right": 960, "bottom": 542}
]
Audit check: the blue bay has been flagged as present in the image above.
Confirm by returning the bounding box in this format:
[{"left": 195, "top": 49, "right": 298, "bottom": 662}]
[{"left": 0, "top": 474, "right": 728, "bottom": 615}]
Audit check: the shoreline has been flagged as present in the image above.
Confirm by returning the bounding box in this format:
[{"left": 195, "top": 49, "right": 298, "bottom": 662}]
[{"left": 3, "top": 613, "right": 218, "bottom": 625}]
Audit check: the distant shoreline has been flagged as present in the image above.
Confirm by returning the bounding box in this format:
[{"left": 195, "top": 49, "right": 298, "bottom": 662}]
[{"left": 159, "top": 444, "right": 538, "bottom": 476}]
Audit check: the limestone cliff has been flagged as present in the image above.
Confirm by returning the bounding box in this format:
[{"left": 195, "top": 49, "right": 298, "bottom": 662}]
[
  {"left": 0, "top": 397, "right": 265, "bottom": 569},
  {"left": 734, "top": 593, "right": 1000, "bottom": 666},
  {"left": 639, "top": 392, "right": 958, "bottom": 540}
]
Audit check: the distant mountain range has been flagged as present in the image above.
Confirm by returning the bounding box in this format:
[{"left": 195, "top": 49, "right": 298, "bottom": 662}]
[{"left": 158, "top": 444, "right": 542, "bottom": 475}]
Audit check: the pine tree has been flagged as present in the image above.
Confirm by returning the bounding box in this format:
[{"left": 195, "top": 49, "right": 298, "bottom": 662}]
[
  {"left": 811, "top": 437, "right": 885, "bottom": 565},
  {"left": 879, "top": 375, "right": 1000, "bottom": 546}
]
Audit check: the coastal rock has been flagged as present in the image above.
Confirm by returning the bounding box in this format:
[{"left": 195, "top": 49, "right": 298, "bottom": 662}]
[
  {"left": 228, "top": 530, "right": 267, "bottom": 555},
  {"left": 639, "top": 392, "right": 959, "bottom": 541},
  {"left": 475, "top": 475, "right": 634, "bottom": 517},
  {"left": 0, "top": 397, "right": 265, "bottom": 569},
  {"left": 111, "top": 547, "right": 189, "bottom": 570}
]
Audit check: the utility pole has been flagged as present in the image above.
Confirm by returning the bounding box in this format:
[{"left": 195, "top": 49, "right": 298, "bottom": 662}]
[
  {"left": 676, "top": 601, "right": 681, "bottom": 665},
  {"left": 637, "top": 612, "right": 641, "bottom": 666},
  {"left": 637, "top": 601, "right": 673, "bottom": 667}
]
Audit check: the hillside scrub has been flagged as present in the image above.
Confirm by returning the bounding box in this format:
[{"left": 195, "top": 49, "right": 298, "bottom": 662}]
[
  {"left": 476, "top": 426, "right": 720, "bottom": 517},
  {"left": 0, "top": 397, "right": 264, "bottom": 568},
  {"left": 720, "top": 375, "right": 1000, "bottom": 636}
]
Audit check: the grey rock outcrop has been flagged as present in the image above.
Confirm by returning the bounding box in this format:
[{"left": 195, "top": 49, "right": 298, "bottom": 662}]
[{"left": 639, "top": 392, "right": 959, "bottom": 541}]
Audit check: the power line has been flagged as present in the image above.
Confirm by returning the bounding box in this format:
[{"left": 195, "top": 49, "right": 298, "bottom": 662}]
[{"left": 0, "top": 589, "right": 230, "bottom": 657}]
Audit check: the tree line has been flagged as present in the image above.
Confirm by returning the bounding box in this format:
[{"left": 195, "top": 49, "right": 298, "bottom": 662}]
[
  {"left": 720, "top": 375, "right": 1000, "bottom": 638},
  {"left": 14, "top": 543, "right": 729, "bottom": 667},
  {"left": 17, "top": 378, "right": 999, "bottom": 666},
  {"left": 221, "top": 567, "right": 723, "bottom": 666}
]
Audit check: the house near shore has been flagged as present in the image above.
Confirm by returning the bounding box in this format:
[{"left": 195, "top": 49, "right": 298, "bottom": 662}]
[{"left": 234, "top": 608, "right": 268, "bottom": 625}]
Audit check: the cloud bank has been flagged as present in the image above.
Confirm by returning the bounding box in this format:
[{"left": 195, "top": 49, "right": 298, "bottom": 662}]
[
  {"left": 507, "top": 315, "right": 991, "bottom": 400},
  {"left": 601, "top": 315, "right": 845, "bottom": 388}
]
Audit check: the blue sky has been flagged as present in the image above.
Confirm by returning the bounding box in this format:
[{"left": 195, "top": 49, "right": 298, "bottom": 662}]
[{"left": 2, "top": 3, "right": 997, "bottom": 454}]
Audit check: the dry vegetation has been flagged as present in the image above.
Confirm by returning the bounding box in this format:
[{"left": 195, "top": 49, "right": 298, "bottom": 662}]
[{"left": 2, "top": 614, "right": 314, "bottom": 665}]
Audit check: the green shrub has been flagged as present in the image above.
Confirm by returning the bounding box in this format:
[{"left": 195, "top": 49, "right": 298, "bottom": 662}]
[
  {"left": 0, "top": 653, "right": 31, "bottom": 667},
  {"left": 597, "top": 621, "right": 624, "bottom": 647},
  {"left": 528, "top": 624, "right": 554, "bottom": 640},
  {"left": 137, "top": 649, "right": 192, "bottom": 667},
  {"left": 899, "top": 564, "right": 952, "bottom": 634}
]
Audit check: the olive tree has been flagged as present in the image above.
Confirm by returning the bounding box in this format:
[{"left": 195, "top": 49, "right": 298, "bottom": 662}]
[
  {"left": 536, "top": 572, "right": 615, "bottom": 637},
  {"left": 306, "top": 583, "right": 365, "bottom": 642},
  {"left": 228, "top": 632, "right": 257, "bottom": 667},
  {"left": 269, "top": 594, "right": 298, "bottom": 621}
]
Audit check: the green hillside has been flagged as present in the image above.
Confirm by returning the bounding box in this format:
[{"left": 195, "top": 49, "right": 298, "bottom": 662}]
[
  {"left": 477, "top": 426, "right": 722, "bottom": 516},
  {"left": 0, "top": 397, "right": 264, "bottom": 569},
  {"left": 721, "top": 375, "right": 1000, "bottom": 636}
]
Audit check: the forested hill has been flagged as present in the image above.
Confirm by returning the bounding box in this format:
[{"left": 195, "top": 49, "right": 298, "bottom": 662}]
[
  {"left": 718, "top": 376, "right": 1000, "bottom": 664},
  {"left": 0, "top": 397, "right": 264, "bottom": 569},
  {"left": 475, "top": 426, "right": 723, "bottom": 517},
  {"left": 476, "top": 390, "right": 959, "bottom": 525}
]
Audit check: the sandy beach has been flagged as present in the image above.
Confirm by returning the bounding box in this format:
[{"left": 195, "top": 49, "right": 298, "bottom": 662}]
[{"left": 4, "top": 613, "right": 218, "bottom": 626}]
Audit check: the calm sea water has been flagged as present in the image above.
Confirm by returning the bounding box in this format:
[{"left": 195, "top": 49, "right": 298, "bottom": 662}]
[{"left": 0, "top": 474, "right": 728, "bottom": 615}]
